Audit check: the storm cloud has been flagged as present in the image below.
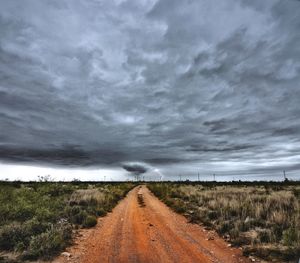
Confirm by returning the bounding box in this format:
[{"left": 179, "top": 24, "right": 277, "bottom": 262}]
[
  {"left": 0, "top": 0, "right": 300, "bottom": 179},
  {"left": 122, "top": 163, "right": 148, "bottom": 175}
]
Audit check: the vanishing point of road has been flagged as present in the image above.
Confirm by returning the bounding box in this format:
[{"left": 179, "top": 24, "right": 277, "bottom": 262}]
[{"left": 54, "top": 185, "right": 252, "bottom": 263}]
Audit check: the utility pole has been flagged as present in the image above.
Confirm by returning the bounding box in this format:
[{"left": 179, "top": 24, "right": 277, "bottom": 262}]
[
  {"left": 213, "top": 173, "right": 215, "bottom": 181},
  {"left": 198, "top": 172, "right": 200, "bottom": 182},
  {"left": 179, "top": 174, "right": 182, "bottom": 182}
]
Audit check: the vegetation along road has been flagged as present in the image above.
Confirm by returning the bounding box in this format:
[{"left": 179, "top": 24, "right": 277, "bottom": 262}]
[{"left": 55, "top": 185, "right": 252, "bottom": 263}]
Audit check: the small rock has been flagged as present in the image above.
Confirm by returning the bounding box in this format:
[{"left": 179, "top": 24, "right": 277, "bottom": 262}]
[
  {"left": 62, "top": 252, "right": 71, "bottom": 258},
  {"left": 224, "top": 234, "right": 230, "bottom": 239}
]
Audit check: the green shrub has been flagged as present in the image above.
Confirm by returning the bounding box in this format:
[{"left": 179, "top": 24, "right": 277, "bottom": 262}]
[
  {"left": 208, "top": 210, "right": 218, "bottom": 220},
  {"left": 217, "top": 221, "right": 233, "bottom": 235},
  {"left": 96, "top": 207, "right": 106, "bottom": 216},
  {"left": 258, "top": 229, "right": 272, "bottom": 243},
  {"left": 188, "top": 211, "right": 202, "bottom": 223},
  {"left": 24, "top": 218, "right": 50, "bottom": 236},
  {"left": 25, "top": 223, "right": 72, "bottom": 260},
  {"left": 26, "top": 231, "right": 62, "bottom": 259},
  {"left": 83, "top": 215, "right": 97, "bottom": 228},
  {"left": 0, "top": 223, "right": 30, "bottom": 250},
  {"left": 14, "top": 205, "right": 35, "bottom": 222},
  {"left": 35, "top": 207, "right": 55, "bottom": 222},
  {"left": 69, "top": 209, "right": 88, "bottom": 225},
  {"left": 164, "top": 198, "right": 174, "bottom": 207},
  {"left": 283, "top": 226, "right": 299, "bottom": 246}
]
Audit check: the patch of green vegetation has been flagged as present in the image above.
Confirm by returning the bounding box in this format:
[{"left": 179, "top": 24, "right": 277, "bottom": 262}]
[
  {"left": 83, "top": 215, "right": 97, "bottom": 228},
  {"left": 148, "top": 181, "right": 300, "bottom": 262},
  {"left": 0, "top": 181, "right": 135, "bottom": 261}
]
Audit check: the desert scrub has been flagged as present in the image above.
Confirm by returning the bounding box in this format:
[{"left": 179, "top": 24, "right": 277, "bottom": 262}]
[
  {"left": 148, "top": 182, "right": 300, "bottom": 262},
  {"left": 0, "top": 181, "right": 135, "bottom": 261},
  {"left": 66, "top": 183, "right": 134, "bottom": 227},
  {"left": 83, "top": 215, "right": 97, "bottom": 228},
  {"left": 22, "top": 221, "right": 73, "bottom": 260}
]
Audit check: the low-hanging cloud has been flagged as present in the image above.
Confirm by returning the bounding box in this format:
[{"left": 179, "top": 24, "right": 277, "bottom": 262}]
[{"left": 122, "top": 163, "right": 149, "bottom": 175}]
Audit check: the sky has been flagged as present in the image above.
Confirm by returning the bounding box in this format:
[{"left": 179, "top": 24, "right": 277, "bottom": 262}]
[{"left": 0, "top": 0, "right": 300, "bottom": 181}]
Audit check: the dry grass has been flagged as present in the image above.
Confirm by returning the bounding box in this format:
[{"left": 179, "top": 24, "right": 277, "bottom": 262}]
[
  {"left": 70, "top": 189, "right": 105, "bottom": 205},
  {"left": 148, "top": 183, "right": 300, "bottom": 262}
]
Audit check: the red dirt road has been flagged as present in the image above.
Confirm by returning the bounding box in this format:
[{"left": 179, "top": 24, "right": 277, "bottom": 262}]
[{"left": 54, "top": 186, "right": 253, "bottom": 263}]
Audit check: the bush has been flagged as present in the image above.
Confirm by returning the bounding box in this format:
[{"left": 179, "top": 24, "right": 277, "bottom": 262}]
[
  {"left": 83, "top": 215, "right": 97, "bottom": 228},
  {"left": 24, "top": 223, "right": 72, "bottom": 260},
  {"left": 258, "top": 229, "right": 272, "bottom": 243},
  {"left": 96, "top": 207, "right": 106, "bottom": 216},
  {"left": 188, "top": 211, "right": 202, "bottom": 224},
  {"left": 172, "top": 199, "right": 187, "bottom": 214},
  {"left": 0, "top": 223, "right": 30, "bottom": 250},
  {"left": 26, "top": 231, "right": 62, "bottom": 260},
  {"left": 70, "top": 209, "right": 88, "bottom": 225},
  {"left": 283, "top": 226, "right": 299, "bottom": 246},
  {"left": 217, "top": 221, "right": 233, "bottom": 235},
  {"left": 208, "top": 210, "right": 218, "bottom": 220},
  {"left": 14, "top": 205, "right": 35, "bottom": 222}
]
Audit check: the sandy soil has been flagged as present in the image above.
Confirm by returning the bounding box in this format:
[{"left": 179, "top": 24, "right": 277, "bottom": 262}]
[{"left": 53, "top": 185, "right": 254, "bottom": 263}]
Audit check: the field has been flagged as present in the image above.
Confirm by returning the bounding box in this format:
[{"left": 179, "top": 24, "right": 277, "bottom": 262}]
[
  {"left": 148, "top": 181, "right": 300, "bottom": 262},
  {"left": 0, "top": 181, "right": 135, "bottom": 262},
  {"left": 0, "top": 181, "right": 299, "bottom": 263}
]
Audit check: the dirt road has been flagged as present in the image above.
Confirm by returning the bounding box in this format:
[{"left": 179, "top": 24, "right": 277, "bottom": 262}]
[{"left": 54, "top": 185, "right": 252, "bottom": 263}]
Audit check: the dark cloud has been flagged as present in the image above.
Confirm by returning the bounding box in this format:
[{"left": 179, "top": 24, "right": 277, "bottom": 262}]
[
  {"left": 186, "top": 144, "right": 255, "bottom": 153},
  {"left": 0, "top": 146, "right": 126, "bottom": 166},
  {"left": 122, "top": 163, "right": 148, "bottom": 175},
  {"left": 0, "top": 0, "right": 300, "bottom": 179}
]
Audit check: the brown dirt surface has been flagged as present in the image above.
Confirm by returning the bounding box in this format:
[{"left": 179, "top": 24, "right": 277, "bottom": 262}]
[{"left": 53, "top": 185, "right": 255, "bottom": 263}]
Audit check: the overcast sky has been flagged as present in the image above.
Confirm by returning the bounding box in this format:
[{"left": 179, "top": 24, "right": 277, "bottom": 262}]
[{"left": 0, "top": 0, "right": 300, "bottom": 181}]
